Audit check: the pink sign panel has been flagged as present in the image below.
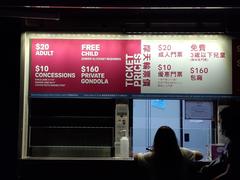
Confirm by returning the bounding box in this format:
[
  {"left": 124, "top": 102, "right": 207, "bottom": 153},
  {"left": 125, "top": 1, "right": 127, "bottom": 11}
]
[
  {"left": 29, "top": 35, "right": 232, "bottom": 96},
  {"left": 30, "top": 39, "right": 141, "bottom": 95}
]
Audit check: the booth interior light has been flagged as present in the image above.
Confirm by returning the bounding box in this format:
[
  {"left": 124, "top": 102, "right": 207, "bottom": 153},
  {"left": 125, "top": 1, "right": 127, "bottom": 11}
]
[{"left": 124, "top": 32, "right": 225, "bottom": 35}]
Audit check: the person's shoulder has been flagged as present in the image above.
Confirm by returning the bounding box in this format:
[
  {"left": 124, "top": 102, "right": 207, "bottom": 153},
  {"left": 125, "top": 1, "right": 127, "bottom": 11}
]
[
  {"left": 134, "top": 152, "right": 154, "bottom": 169},
  {"left": 134, "top": 151, "right": 153, "bottom": 161},
  {"left": 180, "top": 147, "right": 203, "bottom": 161},
  {"left": 180, "top": 147, "right": 195, "bottom": 160}
]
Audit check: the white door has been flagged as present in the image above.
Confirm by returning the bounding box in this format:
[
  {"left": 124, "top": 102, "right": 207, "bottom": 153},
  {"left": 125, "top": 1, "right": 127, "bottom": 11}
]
[{"left": 182, "top": 101, "right": 213, "bottom": 161}]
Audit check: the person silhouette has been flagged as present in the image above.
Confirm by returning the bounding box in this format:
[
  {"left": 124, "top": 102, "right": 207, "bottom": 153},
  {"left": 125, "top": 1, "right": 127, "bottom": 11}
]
[
  {"left": 201, "top": 105, "right": 240, "bottom": 179},
  {"left": 135, "top": 126, "right": 199, "bottom": 180}
]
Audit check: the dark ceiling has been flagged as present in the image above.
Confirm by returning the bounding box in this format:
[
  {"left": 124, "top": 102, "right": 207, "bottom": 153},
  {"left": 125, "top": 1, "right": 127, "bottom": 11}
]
[
  {"left": 0, "top": 1, "right": 240, "bottom": 34},
  {"left": 0, "top": 0, "right": 240, "bottom": 6}
]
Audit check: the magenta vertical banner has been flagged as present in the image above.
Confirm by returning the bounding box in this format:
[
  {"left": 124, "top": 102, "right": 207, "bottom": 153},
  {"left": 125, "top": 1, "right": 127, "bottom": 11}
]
[
  {"left": 232, "top": 39, "right": 240, "bottom": 95},
  {"left": 30, "top": 39, "right": 141, "bottom": 94}
]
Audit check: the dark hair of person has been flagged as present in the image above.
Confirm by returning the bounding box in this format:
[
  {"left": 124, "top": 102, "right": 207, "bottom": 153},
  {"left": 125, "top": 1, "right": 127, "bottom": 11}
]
[
  {"left": 152, "top": 126, "right": 183, "bottom": 164},
  {"left": 220, "top": 105, "right": 239, "bottom": 140}
]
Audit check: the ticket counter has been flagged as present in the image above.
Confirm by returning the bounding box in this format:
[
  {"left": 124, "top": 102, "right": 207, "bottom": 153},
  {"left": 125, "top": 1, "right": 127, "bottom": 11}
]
[{"left": 19, "top": 32, "right": 237, "bottom": 161}]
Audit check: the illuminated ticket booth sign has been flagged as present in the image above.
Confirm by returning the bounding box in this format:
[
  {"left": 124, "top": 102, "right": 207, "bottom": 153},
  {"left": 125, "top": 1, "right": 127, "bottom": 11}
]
[
  {"left": 24, "top": 33, "right": 232, "bottom": 97},
  {"left": 19, "top": 33, "right": 232, "bottom": 159}
]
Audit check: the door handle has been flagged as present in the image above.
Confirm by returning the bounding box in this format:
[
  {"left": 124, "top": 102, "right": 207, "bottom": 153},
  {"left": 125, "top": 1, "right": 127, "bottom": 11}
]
[{"left": 184, "top": 133, "right": 190, "bottom": 142}]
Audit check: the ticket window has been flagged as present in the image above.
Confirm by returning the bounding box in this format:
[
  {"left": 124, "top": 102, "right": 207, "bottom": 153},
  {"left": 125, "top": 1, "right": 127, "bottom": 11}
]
[
  {"left": 132, "top": 99, "right": 214, "bottom": 161},
  {"left": 133, "top": 99, "right": 181, "bottom": 153}
]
